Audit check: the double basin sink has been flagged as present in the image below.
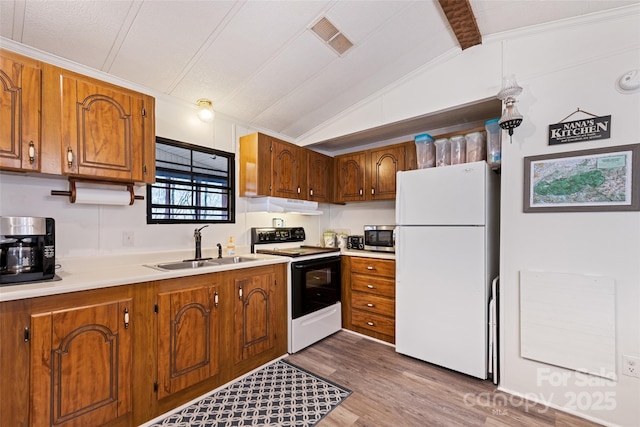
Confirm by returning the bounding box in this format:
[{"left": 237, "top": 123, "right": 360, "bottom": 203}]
[{"left": 148, "top": 256, "right": 255, "bottom": 271}]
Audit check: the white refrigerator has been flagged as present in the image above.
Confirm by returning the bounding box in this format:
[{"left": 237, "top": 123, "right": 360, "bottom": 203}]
[{"left": 395, "top": 161, "right": 499, "bottom": 379}]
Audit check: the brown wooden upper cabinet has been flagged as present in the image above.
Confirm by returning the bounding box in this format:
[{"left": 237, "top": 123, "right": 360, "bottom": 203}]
[
  {"left": 335, "top": 151, "right": 367, "bottom": 202},
  {"left": 49, "top": 66, "right": 156, "bottom": 183},
  {"left": 0, "top": 49, "right": 41, "bottom": 172},
  {"left": 306, "top": 149, "right": 333, "bottom": 203},
  {"left": 335, "top": 142, "right": 412, "bottom": 203},
  {"left": 240, "top": 132, "right": 335, "bottom": 203},
  {"left": 0, "top": 49, "right": 156, "bottom": 183}
]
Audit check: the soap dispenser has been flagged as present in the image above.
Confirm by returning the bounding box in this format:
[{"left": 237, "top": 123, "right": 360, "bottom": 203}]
[{"left": 226, "top": 236, "right": 235, "bottom": 256}]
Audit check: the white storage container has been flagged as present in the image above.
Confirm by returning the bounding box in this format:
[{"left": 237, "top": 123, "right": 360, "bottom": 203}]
[
  {"left": 450, "top": 135, "right": 466, "bottom": 165},
  {"left": 434, "top": 138, "right": 450, "bottom": 167},
  {"left": 465, "top": 131, "right": 486, "bottom": 163},
  {"left": 485, "top": 118, "right": 501, "bottom": 169},
  {"left": 414, "top": 133, "right": 435, "bottom": 169}
]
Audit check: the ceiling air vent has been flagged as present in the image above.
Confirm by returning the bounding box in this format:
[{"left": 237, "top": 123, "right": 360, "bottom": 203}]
[{"left": 311, "top": 17, "right": 353, "bottom": 56}]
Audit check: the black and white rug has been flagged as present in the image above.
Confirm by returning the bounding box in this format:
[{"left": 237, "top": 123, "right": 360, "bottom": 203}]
[{"left": 149, "top": 359, "right": 351, "bottom": 427}]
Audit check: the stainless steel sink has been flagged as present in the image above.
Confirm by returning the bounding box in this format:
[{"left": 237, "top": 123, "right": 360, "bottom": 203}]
[
  {"left": 210, "top": 256, "right": 255, "bottom": 265},
  {"left": 147, "top": 256, "right": 255, "bottom": 271}
]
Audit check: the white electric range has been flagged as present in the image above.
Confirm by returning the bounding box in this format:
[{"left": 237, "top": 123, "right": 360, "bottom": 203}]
[{"left": 250, "top": 227, "right": 342, "bottom": 353}]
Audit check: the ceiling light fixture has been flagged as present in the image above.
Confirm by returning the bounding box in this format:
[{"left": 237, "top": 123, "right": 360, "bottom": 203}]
[
  {"left": 197, "top": 99, "right": 214, "bottom": 122},
  {"left": 496, "top": 74, "right": 523, "bottom": 143}
]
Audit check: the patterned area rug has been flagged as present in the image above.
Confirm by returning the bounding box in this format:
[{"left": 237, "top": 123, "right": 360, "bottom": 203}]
[{"left": 150, "top": 359, "right": 351, "bottom": 427}]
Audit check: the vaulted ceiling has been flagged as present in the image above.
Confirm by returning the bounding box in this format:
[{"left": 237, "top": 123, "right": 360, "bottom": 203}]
[{"left": 1, "top": 0, "right": 636, "bottom": 142}]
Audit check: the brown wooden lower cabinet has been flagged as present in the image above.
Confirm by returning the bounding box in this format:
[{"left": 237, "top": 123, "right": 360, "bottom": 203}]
[
  {"left": 156, "top": 281, "right": 220, "bottom": 400},
  {"left": 30, "top": 299, "right": 133, "bottom": 427},
  {"left": 0, "top": 262, "right": 287, "bottom": 427},
  {"left": 342, "top": 255, "right": 396, "bottom": 344}
]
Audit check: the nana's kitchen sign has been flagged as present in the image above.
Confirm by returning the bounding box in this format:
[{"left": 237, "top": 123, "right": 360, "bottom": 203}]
[{"left": 548, "top": 115, "right": 611, "bottom": 145}]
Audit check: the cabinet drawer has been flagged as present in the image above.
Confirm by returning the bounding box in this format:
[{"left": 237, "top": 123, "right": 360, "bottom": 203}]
[
  {"left": 350, "top": 257, "right": 395, "bottom": 277},
  {"left": 351, "top": 310, "right": 395, "bottom": 337},
  {"left": 351, "top": 274, "right": 395, "bottom": 297},
  {"left": 351, "top": 292, "right": 395, "bottom": 317}
]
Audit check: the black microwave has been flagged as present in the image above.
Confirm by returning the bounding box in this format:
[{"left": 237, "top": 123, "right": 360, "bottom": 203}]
[{"left": 363, "top": 225, "right": 395, "bottom": 253}]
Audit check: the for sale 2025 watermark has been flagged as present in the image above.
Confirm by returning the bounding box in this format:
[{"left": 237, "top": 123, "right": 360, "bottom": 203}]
[{"left": 463, "top": 368, "right": 617, "bottom": 416}]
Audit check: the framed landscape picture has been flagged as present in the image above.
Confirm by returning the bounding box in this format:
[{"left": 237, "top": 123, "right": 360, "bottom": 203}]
[{"left": 523, "top": 144, "right": 640, "bottom": 212}]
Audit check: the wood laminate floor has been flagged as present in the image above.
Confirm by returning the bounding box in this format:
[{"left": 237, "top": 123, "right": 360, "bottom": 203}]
[{"left": 285, "top": 331, "right": 603, "bottom": 427}]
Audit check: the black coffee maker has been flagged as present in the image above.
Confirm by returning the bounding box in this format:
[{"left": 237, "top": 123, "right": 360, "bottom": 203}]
[{"left": 0, "top": 216, "right": 55, "bottom": 285}]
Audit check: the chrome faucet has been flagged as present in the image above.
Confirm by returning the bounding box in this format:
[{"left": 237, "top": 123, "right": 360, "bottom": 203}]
[{"left": 193, "top": 225, "right": 209, "bottom": 260}]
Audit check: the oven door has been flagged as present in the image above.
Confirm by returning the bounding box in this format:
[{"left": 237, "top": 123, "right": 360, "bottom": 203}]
[{"left": 291, "top": 256, "right": 341, "bottom": 319}]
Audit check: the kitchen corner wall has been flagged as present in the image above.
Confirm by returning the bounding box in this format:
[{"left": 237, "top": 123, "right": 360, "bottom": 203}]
[{"left": 304, "top": 6, "right": 640, "bottom": 426}]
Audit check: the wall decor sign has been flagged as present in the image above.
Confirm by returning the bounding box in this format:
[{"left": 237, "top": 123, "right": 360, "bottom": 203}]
[
  {"left": 524, "top": 144, "right": 639, "bottom": 213},
  {"left": 548, "top": 108, "right": 611, "bottom": 145}
]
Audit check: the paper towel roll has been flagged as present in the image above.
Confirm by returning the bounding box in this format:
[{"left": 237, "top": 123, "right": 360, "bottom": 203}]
[{"left": 73, "top": 188, "right": 132, "bottom": 205}]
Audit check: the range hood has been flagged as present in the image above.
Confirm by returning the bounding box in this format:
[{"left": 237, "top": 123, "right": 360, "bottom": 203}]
[{"left": 244, "top": 197, "right": 323, "bottom": 215}]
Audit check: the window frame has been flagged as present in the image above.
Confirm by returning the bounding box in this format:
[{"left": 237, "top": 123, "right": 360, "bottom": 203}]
[{"left": 146, "top": 136, "right": 235, "bottom": 225}]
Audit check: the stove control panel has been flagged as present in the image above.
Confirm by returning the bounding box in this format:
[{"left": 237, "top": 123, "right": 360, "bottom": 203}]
[{"left": 251, "top": 227, "right": 305, "bottom": 246}]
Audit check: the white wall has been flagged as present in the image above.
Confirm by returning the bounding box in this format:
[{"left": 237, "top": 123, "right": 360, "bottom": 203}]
[{"left": 498, "top": 13, "right": 640, "bottom": 427}]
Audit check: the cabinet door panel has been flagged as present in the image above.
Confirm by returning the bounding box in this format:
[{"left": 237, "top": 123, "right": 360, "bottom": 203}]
[
  {"left": 307, "top": 150, "right": 332, "bottom": 202},
  {"left": 370, "top": 146, "right": 404, "bottom": 200},
  {"left": 234, "top": 273, "right": 275, "bottom": 364},
  {"left": 271, "top": 138, "right": 305, "bottom": 199},
  {"left": 0, "top": 52, "right": 40, "bottom": 172},
  {"left": 30, "top": 300, "right": 132, "bottom": 427},
  {"left": 157, "top": 285, "right": 219, "bottom": 399},
  {"left": 62, "top": 75, "right": 144, "bottom": 181},
  {"left": 335, "top": 152, "right": 366, "bottom": 202}
]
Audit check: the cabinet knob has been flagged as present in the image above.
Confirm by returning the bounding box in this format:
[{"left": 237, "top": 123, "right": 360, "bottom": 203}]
[
  {"left": 371, "top": 188, "right": 375, "bottom": 195},
  {"left": 366, "top": 303, "right": 375, "bottom": 307},
  {"left": 366, "top": 266, "right": 375, "bottom": 270},
  {"left": 309, "top": 188, "right": 314, "bottom": 196},
  {"left": 214, "top": 291, "right": 219, "bottom": 308},
  {"left": 297, "top": 187, "right": 301, "bottom": 194},
  {"left": 359, "top": 188, "right": 363, "bottom": 196},
  {"left": 28, "top": 141, "right": 35, "bottom": 164},
  {"left": 238, "top": 286, "right": 243, "bottom": 300},
  {"left": 367, "top": 284, "right": 375, "bottom": 289},
  {"left": 123, "top": 307, "right": 129, "bottom": 329},
  {"left": 67, "top": 147, "right": 74, "bottom": 168},
  {"left": 367, "top": 321, "right": 375, "bottom": 326}
]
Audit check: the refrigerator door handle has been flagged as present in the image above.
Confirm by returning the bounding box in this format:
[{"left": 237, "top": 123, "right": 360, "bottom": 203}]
[{"left": 490, "top": 275, "right": 500, "bottom": 385}]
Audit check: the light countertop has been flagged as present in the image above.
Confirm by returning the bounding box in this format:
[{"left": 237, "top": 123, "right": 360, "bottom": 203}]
[
  {"left": 1, "top": 248, "right": 395, "bottom": 303},
  {"left": 340, "top": 250, "right": 396, "bottom": 260},
  {"left": 0, "top": 250, "right": 287, "bottom": 303}
]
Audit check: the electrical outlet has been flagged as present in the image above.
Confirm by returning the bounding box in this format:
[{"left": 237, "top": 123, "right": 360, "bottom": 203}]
[
  {"left": 122, "top": 231, "right": 134, "bottom": 247},
  {"left": 622, "top": 355, "right": 640, "bottom": 378}
]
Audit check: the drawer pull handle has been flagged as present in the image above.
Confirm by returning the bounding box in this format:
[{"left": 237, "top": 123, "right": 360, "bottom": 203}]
[
  {"left": 367, "top": 266, "right": 375, "bottom": 270},
  {"left": 367, "top": 285, "right": 375, "bottom": 289},
  {"left": 367, "top": 321, "right": 375, "bottom": 326},
  {"left": 366, "top": 303, "right": 374, "bottom": 307}
]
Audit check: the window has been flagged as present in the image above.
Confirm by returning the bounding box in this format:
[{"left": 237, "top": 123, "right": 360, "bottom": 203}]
[{"left": 147, "top": 137, "right": 235, "bottom": 224}]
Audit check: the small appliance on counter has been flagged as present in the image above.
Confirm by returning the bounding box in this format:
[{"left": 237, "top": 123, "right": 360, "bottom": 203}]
[
  {"left": 1, "top": 216, "right": 56, "bottom": 285},
  {"left": 363, "top": 225, "right": 395, "bottom": 253},
  {"left": 347, "top": 235, "right": 364, "bottom": 250}
]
